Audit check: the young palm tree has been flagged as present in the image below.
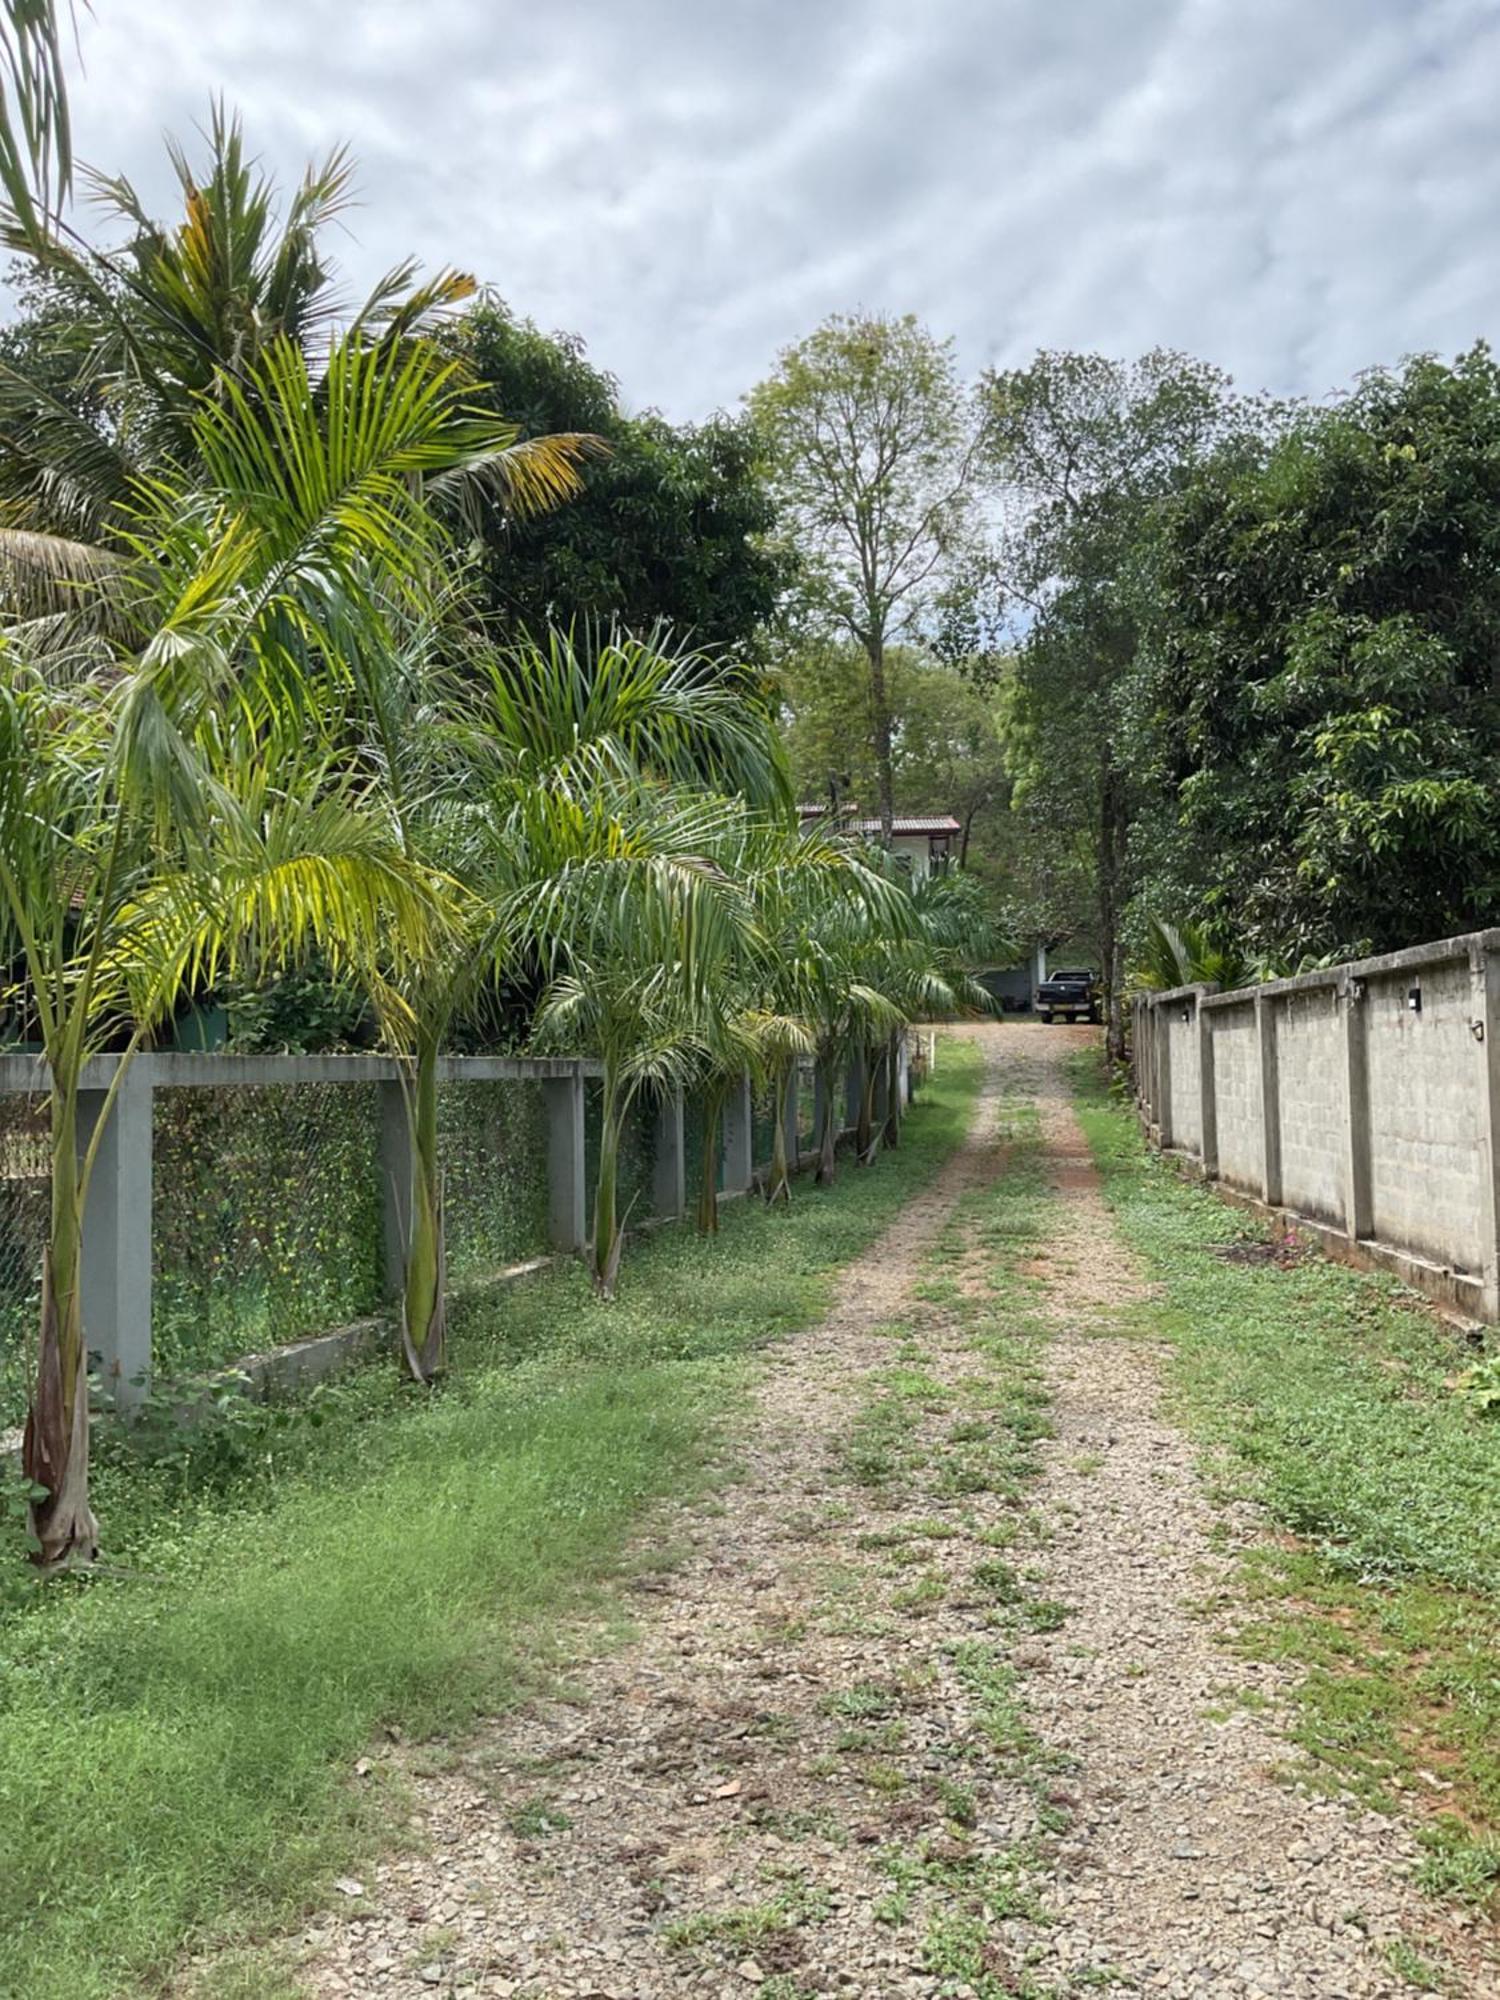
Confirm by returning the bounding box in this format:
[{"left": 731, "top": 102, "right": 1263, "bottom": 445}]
[
  {"left": 0, "top": 0, "right": 72, "bottom": 244},
  {"left": 524, "top": 789, "right": 758, "bottom": 1295},
  {"left": 356, "top": 623, "right": 789, "bottom": 1371}
]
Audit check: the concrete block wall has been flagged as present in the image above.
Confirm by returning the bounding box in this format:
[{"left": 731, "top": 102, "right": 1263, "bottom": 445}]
[
  {"left": 1133, "top": 929, "right": 1500, "bottom": 1322},
  {"left": 1273, "top": 986, "right": 1348, "bottom": 1228},
  {"left": 1166, "top": 1003, "right": 1203, "bottom": 1153},
  {"left": 1207, "top": 1000, "right": 1261, "bottom": 1195},
  {"left": 1364, "top": 960, "right": 1483, "bottom": 1275}
]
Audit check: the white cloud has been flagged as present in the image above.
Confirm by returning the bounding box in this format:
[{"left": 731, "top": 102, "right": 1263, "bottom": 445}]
[{"left": 50, "top": 0, "right": 1500, "bottom": 416}]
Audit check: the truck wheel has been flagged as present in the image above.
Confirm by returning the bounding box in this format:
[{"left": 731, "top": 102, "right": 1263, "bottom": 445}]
[{"left": 1040, "top": 1011, "right": 1053, "bottom": 1024}]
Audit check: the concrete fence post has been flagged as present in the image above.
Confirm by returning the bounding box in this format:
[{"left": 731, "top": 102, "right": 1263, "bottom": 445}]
[
  {"left": 898, "top": 1036, "right": 911, "bottom": 1107},
  {"left": 1340, "top": 977, "right": 1373, "bottom": 1242},
  {"left": 544, "top": 1068, "right": 587, "bottom": 1253},
  {"left": 1196, "top": 996, "right": 1218, "bottom": 1179},
  {"left": 1471, "top": 941, "right": 1500, "bottom": 1319},
  {"left": 722, "top": 1073, "right": 754, "bottom": 1195},
  {"left": 78, "top": 1057, "right": 154, "bottom": 1409},
  {"left": 652, "top": 1087, "right": 686, "bottom": 1221},
  {"left": 377, "top": 1076, "right": 413, "bottom": 1299},
  {"left": 813, "top": 1067, "right": 829, "bottom": 1149},
  {"left": 1256, "top": 992, "right": 1283, "bottom": 1207}
]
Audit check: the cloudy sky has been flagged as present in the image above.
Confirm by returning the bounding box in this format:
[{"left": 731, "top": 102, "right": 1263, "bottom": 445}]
[{"left": 54, "top": 0, "right": 1499, "bottom": 420}]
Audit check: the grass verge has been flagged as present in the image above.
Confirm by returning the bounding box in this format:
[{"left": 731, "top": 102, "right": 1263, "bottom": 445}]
[
  {"left": 1068, "top": 1049, "right": 1500, "bottom": 1915},
  {"left": 0, "top": 1043, "right": 981, "bottom": 2000}
]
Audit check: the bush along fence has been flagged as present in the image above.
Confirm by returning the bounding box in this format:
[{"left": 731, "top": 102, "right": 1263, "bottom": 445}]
[
  {"left": 1132, "top": 927, "right": 1500, "bottom": 1321},
  {"left": 0, "top": 1042, "right": 913, "bottom": 1430}
]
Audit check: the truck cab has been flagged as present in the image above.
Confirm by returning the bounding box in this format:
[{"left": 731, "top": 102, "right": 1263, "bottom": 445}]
[{"left": 1036, "top": 968, "right": 1100, "bottom": 1024}]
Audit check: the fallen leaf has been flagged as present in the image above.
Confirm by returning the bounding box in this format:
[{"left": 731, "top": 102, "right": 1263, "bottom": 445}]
[{"left": 712, "top": 1779, "right": 743, "bottom": 1799}]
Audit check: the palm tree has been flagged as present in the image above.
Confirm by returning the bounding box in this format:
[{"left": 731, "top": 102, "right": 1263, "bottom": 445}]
[
  {"left": 0, "top": 322, "right": 545, "bottom": 1568},
  {"left": 0, "top": 1, "right": 72, "bottom": 245},
  {"left": 0, "top": 108, "right": 603, "bottom": 550},
  {"left": 355, "top": 623, "right": 789, "bottom": 1368},
  {"left": 525, "top": 789, "right": 758, "bottom": 1295}
]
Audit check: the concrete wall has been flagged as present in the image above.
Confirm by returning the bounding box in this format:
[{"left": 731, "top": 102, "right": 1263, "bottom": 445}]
[
  {"left": 1364, "top": 960, "right": 1482, "bottom": 1275},
  {"left": 1166, "top": 1003, "right": 1202, "bottom": 1153},
  {"left": 0, "top": 1048, "right": 876, "bottom": 1421},
  {"left": 1208, "top": 1000, "right": 1261, "bottom": 1195},
  {"left": 1133, "top": 929, "right": 1500, "bottom": 1322},
  {"left": 1273, "top": 986, "right": 1347, "bottom": 1228}
]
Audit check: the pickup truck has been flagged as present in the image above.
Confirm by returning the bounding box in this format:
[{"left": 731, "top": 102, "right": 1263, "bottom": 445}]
[{"left": 1036, "top": 969, "right": 1101, "bottom": 1024}]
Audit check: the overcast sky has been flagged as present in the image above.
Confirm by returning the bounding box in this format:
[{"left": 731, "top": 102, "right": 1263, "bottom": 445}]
[{"left": 53, "top": 0, "right": 1499, "bottom": 421}]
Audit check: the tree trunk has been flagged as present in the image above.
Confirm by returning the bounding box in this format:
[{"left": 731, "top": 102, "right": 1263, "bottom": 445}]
[
  {"left": 25, "top": 1074, "right": 99, "bottom": 1570},
  {"left": 590, "top": 1071, "right": 628, "bottom": 1298},
  {"left": 882, "top": 1030, "right": 902, "bottom": 1149},
  {"left": 696, "top": 1085, "right": 725, "bottom": 1234},
  {"left": 400, "top": 1037, "right": 447, "bottom": 1385},
  {"left": 1098, "top": 753, "right": 1129, "bottom": 1064},
  {"left": 766, "top": 1058, "right": 793, "bottom": 1204},
  {"left": 815, "top": 1057, "right": 839, "bottom": 1185},
  {"left": 867, "top": 631, "right": 896, "bottom": 848}
]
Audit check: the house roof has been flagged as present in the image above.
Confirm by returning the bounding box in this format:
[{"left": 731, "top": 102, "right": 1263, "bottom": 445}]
[
  {"left": 796, "top": 805, "right": 961, "bottom": 837},
  {"left": 852, "top": 816, "right": 962, "bottom": 837}
]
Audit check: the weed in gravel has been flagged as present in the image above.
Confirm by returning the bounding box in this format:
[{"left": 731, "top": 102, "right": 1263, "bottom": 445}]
[{"left": 506, "top": 1797, "right": 572, "bottom": 1838}]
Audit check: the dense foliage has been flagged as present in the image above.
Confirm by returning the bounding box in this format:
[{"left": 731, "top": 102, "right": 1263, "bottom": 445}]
[
  {"left": 1140, "top": 345, "right": 1500, "bottom": 962},
  {"left": 447, "top": 301, "right": 788, "bottom": 655}
]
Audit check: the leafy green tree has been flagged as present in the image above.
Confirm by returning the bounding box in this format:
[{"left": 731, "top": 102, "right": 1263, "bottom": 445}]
[
  {"left": 445, "top": 301, "right": 788, "bottom": 655},
  {"left": 749, "top": 313, "right": 983, "bottom": 844},
  {"left": 781, "top": 639, "right": 1008, "bottom": 864},
  {"left": 969, "top": 348, "right": 1257, "bottom": 1053},
  {"left": 1140, "top": 345, "right": 1500, "bottom": 963}
]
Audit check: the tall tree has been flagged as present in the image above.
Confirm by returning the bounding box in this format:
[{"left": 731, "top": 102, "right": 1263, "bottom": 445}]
[
  {"left": 967, "top": 348, "right": 1258, "bottom": 1054},
  {"left": 1140, "top": 344, "right": 1500, "bottom": 963},
  {"left": 780, "top": 639, "right": 1008, "bottom": 865},
  {"left": 749, "top": 312, "right": 981, "bottom": 845}
]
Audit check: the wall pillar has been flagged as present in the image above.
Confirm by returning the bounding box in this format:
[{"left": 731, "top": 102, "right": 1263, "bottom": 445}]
[
  {"left": 1255, "top": 992, "right": 1283, "bottom": 1208},
  {"left": 1472, "top": 942, "right": 1500, "bottom": 1318},
  {"left": 722, "top": 1073, "right": 753, "bottom": 1194},
  {"left": 652, "top": 1087, "right": 686, "bottom": 1221},
  {"left": 78, "top": 1059, "right": 154, "bottom": 1409},
  {"left": 1155, "top": 1000, "right": 1174, "bottom": 1150},
  {"left": 845, "top": 1053, "right": 865, "bottom": 1131},
  {"left": 544, "top": 1069, "right": 587, "bottom": 1252},
  {"left": 1340, "top": 979, "right": 1373, "bottom": 1242}
]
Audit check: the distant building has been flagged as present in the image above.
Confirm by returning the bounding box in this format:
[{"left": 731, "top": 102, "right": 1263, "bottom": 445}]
[{"left": 797, "top": 806, "right": 961, "bottom": 881}]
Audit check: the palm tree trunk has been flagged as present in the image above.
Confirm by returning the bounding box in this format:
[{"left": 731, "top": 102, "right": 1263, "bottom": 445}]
[
  {"left": 24, "top": 1068, "right": 99, "bottom": 1570},
  {"left": 697, "top": 1083, "right": 725, "bottom": 1234},
  {"left": 815, "top": 1056, "right": 839, "bottom": 1186},
  {"left": 882, "top": 1030, "right": 902, "bottom": 1150},
  {"left": 766, "top": 1057, "right": 793, "bottom": 1205},
  {"left": 400, "top": 1036, "right": 447, "bottom": 1385},
  {"left": 591, "top": 1069, "right": 629, "bottom": 1298}
]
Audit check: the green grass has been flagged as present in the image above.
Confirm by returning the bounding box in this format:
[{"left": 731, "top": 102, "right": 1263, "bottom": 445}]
[
  {"left": 0, "top": 1044, "right": 981, "bottom": 2000},
  {"left": 1068, "top": 1049, "right": 1500, "bottom": 1911}
]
